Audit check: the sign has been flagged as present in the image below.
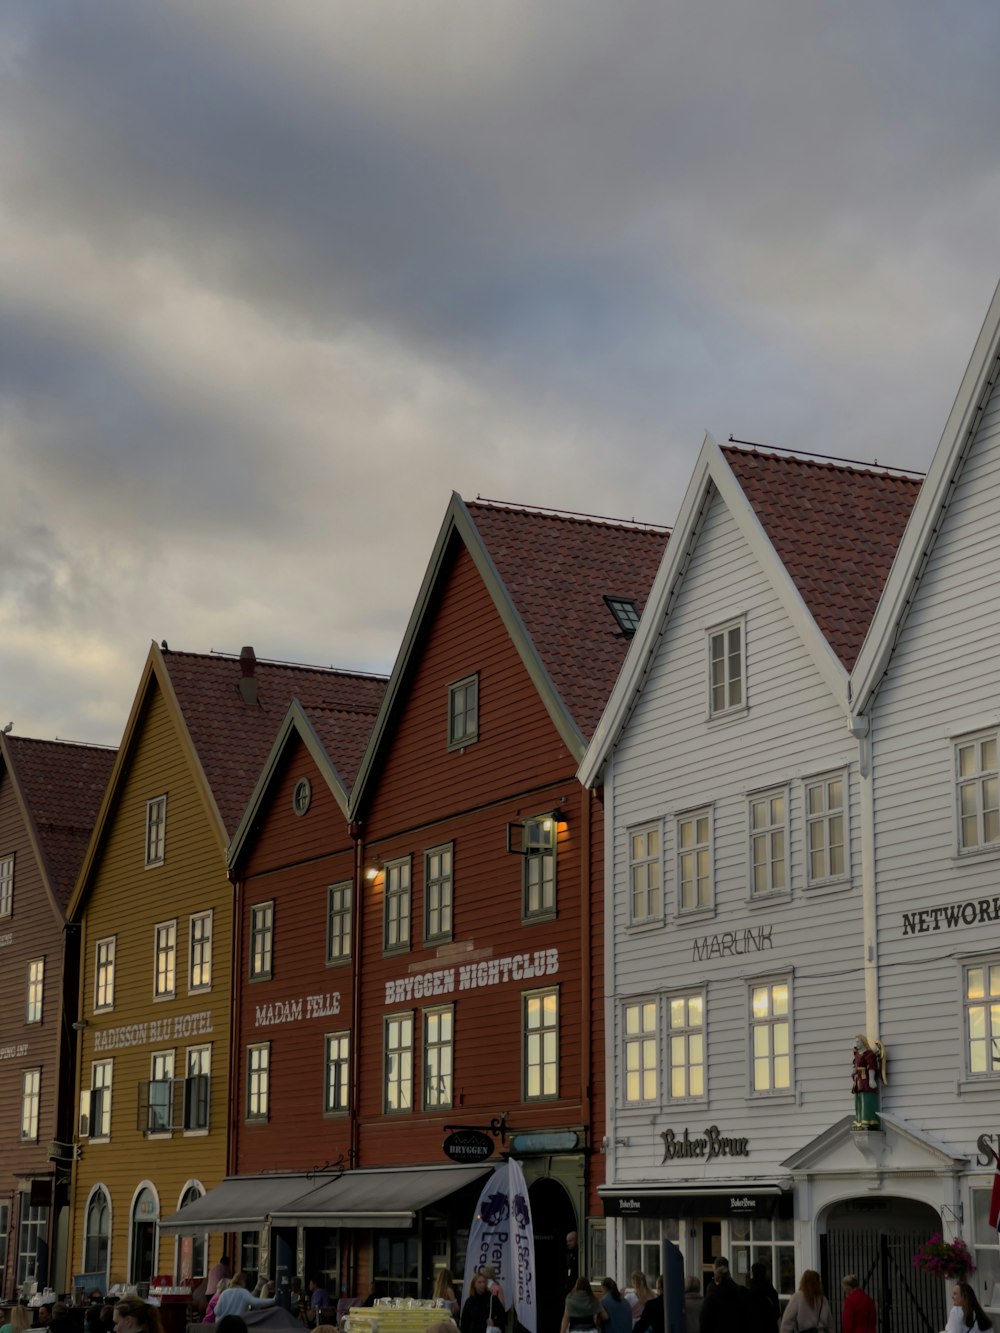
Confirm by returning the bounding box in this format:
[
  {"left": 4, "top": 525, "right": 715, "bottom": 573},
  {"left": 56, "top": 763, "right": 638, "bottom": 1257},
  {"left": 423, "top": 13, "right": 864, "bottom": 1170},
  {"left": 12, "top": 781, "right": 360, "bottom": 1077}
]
[
  {"left": 385, "top": 949, "right": 559, "bottom": 1007},
  {"left": 660, "top": 1126, "right": 749, "bottom": 1163},
  {"left": 691, "top": 926, "right": 772, "bottom": 962},
  {"left": 0, "top": 1042, "right": 28, "bottom": 1061},
  {"left": 0, "top": 932, "right": 12, "bottom": 948},
  {"left": 254, "top": 991, "right": 341, "bottom": 1028},
  {"left": 509, "top": 1131, "right": 578, "bottom": 1154},
  {"left": 93, "top": 1010, "right": 214, "bottom": 1051},
  {"left": 601, "top": 1191, "right": 791, "bottom": 1220},
  {"left": 464, "top": 1159, "right": 537, "bottom": 1333},
  {"left": 903, "top": 897, "right": 1000, "bottom": 936},
  {"left": 444, "top": 1130, "right": 495, "bottom": 1164}
]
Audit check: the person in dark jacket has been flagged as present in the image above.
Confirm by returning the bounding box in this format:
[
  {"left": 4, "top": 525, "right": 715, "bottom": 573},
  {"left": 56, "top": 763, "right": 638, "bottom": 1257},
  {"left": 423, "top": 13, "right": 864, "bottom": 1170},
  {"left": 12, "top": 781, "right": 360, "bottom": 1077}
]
[
  {"left": 700, "top": 1261, "right": 750, "bottom": 1333},
  {"left": 747, "top": 1262, "right": 780, "bottom": 1333},
  {"left": 633, "top": 1277, "right": 664, "bottom": 1333},
  {"left": 460, "top": 1273, "right": 504, "bottom": 1333}
]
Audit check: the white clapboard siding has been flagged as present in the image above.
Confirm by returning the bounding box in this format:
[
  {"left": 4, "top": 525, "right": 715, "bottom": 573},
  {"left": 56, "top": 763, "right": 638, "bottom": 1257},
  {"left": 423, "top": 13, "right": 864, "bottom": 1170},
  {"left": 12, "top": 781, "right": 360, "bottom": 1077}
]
[{"left": 607, "top": 486, "right": 866, "bottom": 1182}]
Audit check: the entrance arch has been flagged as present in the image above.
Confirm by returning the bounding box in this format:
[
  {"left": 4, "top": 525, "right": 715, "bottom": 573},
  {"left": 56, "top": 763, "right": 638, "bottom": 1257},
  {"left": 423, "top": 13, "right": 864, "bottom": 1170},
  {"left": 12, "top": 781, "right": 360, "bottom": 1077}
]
[
  {"left": 528, "top": 1178, "right": 577, "bottom": 1333},
  {"left": 129, "top": 1183, "right": 159, "bottom": 1286}
]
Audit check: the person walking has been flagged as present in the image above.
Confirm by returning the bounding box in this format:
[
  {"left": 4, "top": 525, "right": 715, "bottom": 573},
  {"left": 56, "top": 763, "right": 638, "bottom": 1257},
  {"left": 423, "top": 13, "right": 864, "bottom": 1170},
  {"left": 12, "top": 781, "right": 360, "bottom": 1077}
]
[
  {"left": 700, "top": 1260, "right": 749, "bottom": 1333},
  {"left": 747, "top": 1263, "right": 780, "bottom": 1333},
  {"left": 840, "top": 1276, "right": 876, "bottom": 1333},
  {"left": 779, "top": 1271, "right": 832, "bottom": 1333},
  {"left": 460, "top": 1273, "right": 504, "bottom": 1333},
  {"left": 600, "top": 1280, "right": 631, "bottom": 1333},
  {"left": 561, "top": 1279, "right": 606, "bottom": 1333}
]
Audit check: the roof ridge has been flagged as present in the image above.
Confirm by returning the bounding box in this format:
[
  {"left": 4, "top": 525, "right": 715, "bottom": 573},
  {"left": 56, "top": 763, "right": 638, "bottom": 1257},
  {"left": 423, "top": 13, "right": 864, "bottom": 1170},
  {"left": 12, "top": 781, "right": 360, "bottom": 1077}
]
[
  {"left": 159, "top": 647, "right": 388, "bottom": 679},
  {"left": 722, "top": 442, "right": 924, "bottom": 483},
  {"left": 6, "top": 734, "right": 116, "bottom": 752},
  {"left": 467, "top": 495, "right": 670, "bottom": 532}
]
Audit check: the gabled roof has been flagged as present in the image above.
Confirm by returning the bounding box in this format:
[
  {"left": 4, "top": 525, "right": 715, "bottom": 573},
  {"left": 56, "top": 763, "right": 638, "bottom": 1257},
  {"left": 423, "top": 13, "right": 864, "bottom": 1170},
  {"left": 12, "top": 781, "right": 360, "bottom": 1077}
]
[
  {"left": 69, "top": 643, "right": 386, "bottom": 920},
  {"left": 349, "top": 493, "right": 668, "bottom": 814},
  {"left": 580, "top": 435, "right": 920, "bottom": 787},
  {"left": 853, "top": 276, "right": 1000, "bottom": 709},
  {"left": 1, "top": 734, "right": 117, "bottom": 922}
]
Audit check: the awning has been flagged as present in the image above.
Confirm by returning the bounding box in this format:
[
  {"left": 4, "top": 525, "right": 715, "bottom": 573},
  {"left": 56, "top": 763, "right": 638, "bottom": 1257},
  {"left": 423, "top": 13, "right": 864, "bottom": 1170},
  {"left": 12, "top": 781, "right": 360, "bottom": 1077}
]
[
  {"left": 271, "top": 1164, "right": 491, "bottom": 1230},
  {"left": 599, "top": 1184, "right": 792, "bottom": 1219},
  {"left": 160, "top": 1164, "right": 491, "bottom": 1235}
]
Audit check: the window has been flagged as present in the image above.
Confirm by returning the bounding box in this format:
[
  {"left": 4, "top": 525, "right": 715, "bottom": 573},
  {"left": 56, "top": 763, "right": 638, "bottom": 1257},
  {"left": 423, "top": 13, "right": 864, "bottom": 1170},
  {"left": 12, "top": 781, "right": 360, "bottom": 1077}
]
[
  {"left": 629, "top": 824, "right": 662, "bottom": 923},
  {"left": 240, "top": 1232, "right": 260, "bottom": 1288},
  {"left": 384, "top": 858, "right": 411, "bottom": 952},
  {"left": 448, "top": 674, "right": 479, "bottom": 748},
  {"left": 0, "top": 854, "right": 12, "bottom": 916},
  {"left": 805, "top": 774, "right": 846, "bottom": 883},
  {"left": 964, "top": 961, "right": 1000, "bottom": 1077},
  {"left": 246, "top": 1043, "right": 270, "bottom": 1121},
  {"left": 972, "top": 1186, "right": 1000, "bottom": 1307},
  {"left": 324, "top": 1032, "right": 349, "bottom": 1114},
  {"left": 148, "top": 1051, "right": 174, "bottom": 1133},
  {"left": 668, "top": 993, "right": 705, "bottom": 1099},
  {"left": 0, "top": 1201, "right": 8, "bottom": 1279},
  {"left": 26, "top": 958, "right": 44, "bottom": 1024},
  {"left": 749, "top": 789, "right": 787, "bottom": 896},
  {"left": 154, "top": 920, "right": 176, "bottom": 998},
  {"left": 81, "top": 1060, "right": 113, "bottom": 1139},
  {"left": 424, "top": 844, "right": 453, "bottom": 942},
  {"left": 20, "top": 1069, "right": 40, "bottom": 1141},
  {"left": 605, "top": 596, "right": 641, "bottom": 638},
  {"left": 524, "top": 988, "right": 558, "bottom": 1100},
  {"left": 185, "top": 1046, "right": 211, "bottom": 1130},
  {"left": 731, "top": 1216, "right": 795, "bottom": 1299},
  {"left": 750, "top": 980, "right": 791, "bottom": 1093},
  {"left": 16, "top": 1199, "right": 47, "bottom": 1286},
  {"left": 146, "top": 795, "right": 166, "bottom": 866},
  {"left": 189, "top": 911, "right": 212, "bottom": 992},
  {"left": 708, "top": 619, "right": 744, "bottom": 716},
  {"left": 178, "top": 1183, "right": 207, "bottom": 1278},
  {"left": 523, "top": 816, "right": 556, "bottom": 918},
  {"left": 95, "top": 937, "right": 116, "bottom": 1011},
  {"left": 623, "top": 1217, "right": 679, "bottom": 1283},
  {"left": 676, "top": 808, "right": 712, "bottom": 912},
  {"left": 327, "top": 882, "right": 352, "bottom": 964},
  {"left": 423, "top": 1006, "right": 453, "bottom": 1109},
  {"left": 384, "top": 1013, "right": 413, "bottom": 1113},
  {"left": 623, "top": 1000, "right": 657, "bottom": 1104},
  {"left": 249, "top": 902, "right": 273, "bottom": 980},
  {"left": 957, "top": 734, "right": 1000, "bottom": 852}
]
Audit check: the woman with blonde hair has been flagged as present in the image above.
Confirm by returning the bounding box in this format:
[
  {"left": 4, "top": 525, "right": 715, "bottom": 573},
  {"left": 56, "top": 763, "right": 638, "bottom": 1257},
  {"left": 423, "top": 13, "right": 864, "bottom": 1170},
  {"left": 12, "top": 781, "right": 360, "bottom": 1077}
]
[
  {"left": 4, "top": 1307, "right": 32, "bottom": 1333},
  {"left": 113, "top": 1299, "right": 164, "bottom": 1333},
  {"left": 625, "top": 1275, "right": 652, "bottom": 1324},
  {"left": 432, "top": 1270, "right": 459, "bottom": 1317},
  {"left": 780, "top": 1271, "right": 832, "bottom": 1333}
]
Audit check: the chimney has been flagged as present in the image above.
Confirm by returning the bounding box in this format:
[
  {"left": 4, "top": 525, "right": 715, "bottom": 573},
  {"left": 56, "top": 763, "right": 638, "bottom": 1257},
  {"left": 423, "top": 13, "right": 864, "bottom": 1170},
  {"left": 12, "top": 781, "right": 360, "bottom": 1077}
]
[{"left": 238, "top": 646, "right": 258, "bottom": 706}]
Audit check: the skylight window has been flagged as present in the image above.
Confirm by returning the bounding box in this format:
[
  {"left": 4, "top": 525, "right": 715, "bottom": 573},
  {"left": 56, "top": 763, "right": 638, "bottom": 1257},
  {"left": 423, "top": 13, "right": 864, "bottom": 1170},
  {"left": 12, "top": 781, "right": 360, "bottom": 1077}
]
[{"left": 605, "top": 596, "right": 640, "bottom": 638}]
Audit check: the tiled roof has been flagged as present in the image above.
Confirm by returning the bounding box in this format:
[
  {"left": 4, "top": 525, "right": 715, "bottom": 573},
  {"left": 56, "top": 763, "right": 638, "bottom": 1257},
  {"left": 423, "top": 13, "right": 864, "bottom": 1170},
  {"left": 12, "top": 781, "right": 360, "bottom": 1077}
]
[
  {"left": 466, "top": 502, "right": 670, "bottom": 740},
  {"left": 4, "top": 736, "right": 117, "bottom": 910},
  {"left": 309, "top": 707, "right": 383, "bottom": 792},
  {"left": 722, "top": 447, "right": 923, "bottom": 669},
  {"left": 162, "top": 650, "right": 387, "bottom": 835}
]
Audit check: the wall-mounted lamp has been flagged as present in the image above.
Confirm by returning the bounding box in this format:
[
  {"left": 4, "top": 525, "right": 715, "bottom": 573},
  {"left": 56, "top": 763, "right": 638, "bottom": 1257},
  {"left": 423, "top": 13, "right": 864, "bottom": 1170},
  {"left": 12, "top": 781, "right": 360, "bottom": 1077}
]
[
  {"left": 72, "top": 1020, "right": 88, "bottom": 1031},
  {"left": 365, "top": 865, "right": 380, "bottom": 882}
]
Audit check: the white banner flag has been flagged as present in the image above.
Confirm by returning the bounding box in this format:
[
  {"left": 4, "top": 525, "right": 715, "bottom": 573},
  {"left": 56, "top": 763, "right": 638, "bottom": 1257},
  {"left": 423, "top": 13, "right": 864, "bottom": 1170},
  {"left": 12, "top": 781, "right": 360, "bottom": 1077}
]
[{"left": 463, "top": 1159, "right": 537, "bottom": 1333}]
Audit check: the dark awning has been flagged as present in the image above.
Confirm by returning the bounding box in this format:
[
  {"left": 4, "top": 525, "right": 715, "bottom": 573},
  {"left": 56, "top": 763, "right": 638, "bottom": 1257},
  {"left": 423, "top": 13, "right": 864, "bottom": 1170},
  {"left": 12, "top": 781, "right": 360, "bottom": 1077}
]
[
  {"left": 159, "top": 1175, "right": 325, "bottom": 1235},
  {"left": 599, "top": 1184, "right": 792, "bottom": 1220}
]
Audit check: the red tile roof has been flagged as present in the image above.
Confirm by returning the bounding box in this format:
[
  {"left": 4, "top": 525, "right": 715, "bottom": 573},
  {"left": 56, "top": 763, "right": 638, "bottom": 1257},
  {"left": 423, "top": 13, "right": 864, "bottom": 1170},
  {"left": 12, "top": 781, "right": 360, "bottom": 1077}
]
[
  {"left": 162, "top": 650, "right": 387, "bottom": 835},
  {"left": 4, "top": 736, "right": 117, "bottom": 910},
  {"left": 309, "top": 707, "right": 383, "bottom": 792},
  {"left": 466, "top": 502, "right": 670, "bottom": 740},
  {"left": 721, "top": 447, "right": 923, "bottom": 669}
]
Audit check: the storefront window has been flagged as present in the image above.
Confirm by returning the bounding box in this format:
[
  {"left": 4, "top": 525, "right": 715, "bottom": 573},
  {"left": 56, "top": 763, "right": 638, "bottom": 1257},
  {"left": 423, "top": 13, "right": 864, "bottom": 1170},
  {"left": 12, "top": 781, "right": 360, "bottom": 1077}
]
[
  {"left": 730, "top": 1216, "right": 795, "bottom": 1298},
  {"left": 973, "top": 1188, "right": 1000, "bottom": 1308},
  {"left": 623, "top": 1217, "right": 679, "bottom": 1282},
  {"left": 240, "top": 1232, "right": 260, "bottom": 1286},
  {"left": 375, "top": 1233, "right": 419, "bottom": 1297}
]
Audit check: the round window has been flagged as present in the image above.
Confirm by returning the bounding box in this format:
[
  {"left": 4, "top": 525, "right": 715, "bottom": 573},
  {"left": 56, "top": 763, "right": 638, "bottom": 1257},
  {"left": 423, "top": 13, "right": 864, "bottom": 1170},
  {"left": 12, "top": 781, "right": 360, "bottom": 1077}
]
[{"left": 292, "top": 777, "right": 312, "bottom": 816}]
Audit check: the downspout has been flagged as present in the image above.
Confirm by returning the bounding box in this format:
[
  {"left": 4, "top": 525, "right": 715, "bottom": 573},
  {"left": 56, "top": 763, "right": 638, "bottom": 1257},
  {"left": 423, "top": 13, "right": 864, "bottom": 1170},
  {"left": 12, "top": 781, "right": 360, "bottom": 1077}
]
[
  {"left": 850, "top": 715, "right": 881, "bottom": 1039},
  {"left": 349, "top": 821, "right": 364, "bottom": 1172},
  {"left": 579, "top": 784, "right": 592, "bottom": 1223},
  {"left": 227, "top": 868, "right": 242, "bottom": 1178},
  {"left": 599, "top": 758, "right": 619, "bottom": 1279}
]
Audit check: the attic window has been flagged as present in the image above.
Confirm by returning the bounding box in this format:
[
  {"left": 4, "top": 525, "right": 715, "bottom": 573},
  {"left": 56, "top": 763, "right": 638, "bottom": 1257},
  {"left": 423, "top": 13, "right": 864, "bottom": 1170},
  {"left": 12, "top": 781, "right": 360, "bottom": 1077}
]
[{"left": 605, "top": 596, "right": 640, "bottom": 638}]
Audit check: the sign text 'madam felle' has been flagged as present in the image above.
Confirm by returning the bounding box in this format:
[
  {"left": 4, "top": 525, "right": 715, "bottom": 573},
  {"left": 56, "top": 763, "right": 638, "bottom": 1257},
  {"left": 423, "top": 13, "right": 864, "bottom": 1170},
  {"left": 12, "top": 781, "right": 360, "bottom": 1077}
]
[{"left": 385, "top": 948, "right": 559, "bottom": 1005}]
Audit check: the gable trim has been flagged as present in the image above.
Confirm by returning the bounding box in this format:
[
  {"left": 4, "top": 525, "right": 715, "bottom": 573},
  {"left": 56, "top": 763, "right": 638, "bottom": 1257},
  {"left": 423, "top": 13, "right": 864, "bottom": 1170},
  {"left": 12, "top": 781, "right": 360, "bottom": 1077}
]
[{"left": 0, "top": 736, "right": 69, "bottom": 930}]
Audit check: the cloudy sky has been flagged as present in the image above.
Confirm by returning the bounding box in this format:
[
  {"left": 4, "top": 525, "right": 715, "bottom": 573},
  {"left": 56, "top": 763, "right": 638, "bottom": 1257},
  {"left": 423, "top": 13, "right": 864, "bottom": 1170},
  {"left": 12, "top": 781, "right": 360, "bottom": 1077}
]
[{"left": 2, "top": 1, "right": 999, "bottom": 744}]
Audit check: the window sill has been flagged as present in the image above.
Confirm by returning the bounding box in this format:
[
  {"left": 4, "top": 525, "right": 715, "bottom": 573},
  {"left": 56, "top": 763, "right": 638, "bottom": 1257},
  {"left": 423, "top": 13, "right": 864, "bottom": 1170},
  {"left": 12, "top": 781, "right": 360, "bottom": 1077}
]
[
  {"left": 745, "top": 891, "right": 792, "bottom": 910},
  {"left": 674, "top": 906, "right": 717, "bottom": 926},
  {"left": 152, "top": 993, "right": 176, "bottom": 1004},
  {"left": 805, "top": 876, "right": 851, "bottom": 895},
  {"left": 958, "top": 1076, "right": 1000, "bottom": 1095},
  {"left": 522, "top": 911, "right": 557, "bottom": 926},
  {"left": 447, "top": 737, "right": 478, "bottom": 752},
  {"left": 953, "top": 844, "right": 1000, "bottom": 864},
  {"left": 747, "top": 1090, "right": 796, "bottom": 1105},
  {"left": 183, "top": 1128, "right": 209, "bottom": 1137},
  {"left": 248, "top": 973, "right": 273, "bottom": 984},
  {"left": 325, "top": 957, "right": 351, "bottom": 970},
  {"left": 705, "top": 705, "right": 749, "bottom": 728},
  {"left": 627, "top": 917, "right": 666, "bottom": 932}
]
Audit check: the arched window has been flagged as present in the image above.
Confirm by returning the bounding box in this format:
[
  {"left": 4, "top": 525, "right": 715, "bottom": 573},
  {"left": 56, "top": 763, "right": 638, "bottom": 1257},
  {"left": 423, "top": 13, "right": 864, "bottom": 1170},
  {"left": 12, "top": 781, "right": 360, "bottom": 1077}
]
[
  {"left": 85, "top": 1187, "right": 111, "bottom": 1279},
  {"left": 129, "top": 1185, "right": 158, "bottom": 1285},
  {"left": 178, "top": 1183, "right": 206, "bottom": 1278}
]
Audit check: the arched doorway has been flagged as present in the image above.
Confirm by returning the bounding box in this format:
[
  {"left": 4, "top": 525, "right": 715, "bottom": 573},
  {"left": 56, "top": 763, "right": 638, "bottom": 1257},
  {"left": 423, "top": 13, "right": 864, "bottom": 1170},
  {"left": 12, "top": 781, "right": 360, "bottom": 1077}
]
[
  {"left": 129, "top": 1185, "right": 159, "bottom": 1286},
  {"left": 528, "top": 1178, "right": 577, "bottom": 1333},
  {"left": 84, "top": 1186, "right": 111, "bottom": 1284},
  {"left": 176, "top": 1182, "right": 206, "bottom": 1282},
  {"left": 821, "top": 1196, "right": 946, "bottom": 1333}
]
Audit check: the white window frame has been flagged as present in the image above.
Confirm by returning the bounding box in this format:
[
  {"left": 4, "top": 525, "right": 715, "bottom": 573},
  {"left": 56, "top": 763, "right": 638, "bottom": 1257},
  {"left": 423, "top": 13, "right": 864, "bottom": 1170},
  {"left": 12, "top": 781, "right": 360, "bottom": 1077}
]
[
  {"left": 249, "top": 901, "right": 274, "bottom": 981},
  {"left": 20, "top": 1069, "right": 40, "bottom": 1141},
  {"left": 676, "top": 807, "right": 713, "bottom": 913},
  {"left": 956, "top": 732, "right": 1000, "bottom": 854},
  {"left": 384, "top": 857, "right": 411, "bottom": 952},
  {"left": 26, "top": 958, "right": 44, "bottom": 1024},
  {"left": 0, "top": 854, "right": 12, "bottom": 916},
  {"left": 422, "top": 1005, "right": 454, "bottom": 1110},
  {"left": 91, "top": 1059, "right": 113, "bottom": 1139},
  {"left": 424, "top": 844, "right": 453, "bottom": 942},
  {"left": 804, "top": 772, "right": 848, "bottom": 885},
  {"left": 185, "top": 1045, "right": 211, "bottom": 1132},
  {"left": 622, "top": 999, "right": 658, "bottom": 1105},
  {"left": 749, "top": 977, "right": 792, "bottom": 1095},
  {"left": 326, "top": 881, "right": 352, "bottom": 965},
  {"left": 628, "top": 822, "right": 663, "bottom": 924},
  {"left": 94, "top": 936, "right": 116, "bottom": 1012},
  {"left": 145, "top": 795, "right": 166, "bottom": 867},
  {"left": 148, "top": 1050, "right": 175, "bottom": 1135},
  {"left": 246, "top": 1043, "right": 270, "bottom": 1122},
  {"left": 153, "top": 920, "right": 177, "bottom": 999},
  {"left": 668, "top": 991, "right": 706, "bottom": 1101},
  {"left": 523, "top": 815, "right": 557, "bottom": 919},
  {"left": 384, "top": 1013, "right": 413, "bottom": 1113},
  {"left": 962, "top": 957, "right": 1000, "bottom": 1080},
  {"left": 524, "top": 987, "right": 559, "bottom": 1101},
  {"left": 448, "top": 674, "right": 479, "bottom": 749},
  {"left": 749, "top": 787, "right": 788, "bottom": 898},
  {"left": 189, "top": 910, "right": 213, "bottom": 993},
  {"left": 708, "top": 617, "right": 745, "bottom": 717},
  {"left": 324, "top": 1031, "right": 349, "bottom": 1115}
]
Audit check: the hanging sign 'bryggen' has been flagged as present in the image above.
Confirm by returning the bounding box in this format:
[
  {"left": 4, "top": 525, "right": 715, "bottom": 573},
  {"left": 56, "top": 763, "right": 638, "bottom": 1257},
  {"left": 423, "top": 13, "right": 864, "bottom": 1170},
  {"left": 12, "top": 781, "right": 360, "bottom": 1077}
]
[
  {"left": 660, "top": 1126, "right": 750, "bottom": 1163},
  {"left": 443, "top": 1129, "right": 496, "bottom": 1163}
]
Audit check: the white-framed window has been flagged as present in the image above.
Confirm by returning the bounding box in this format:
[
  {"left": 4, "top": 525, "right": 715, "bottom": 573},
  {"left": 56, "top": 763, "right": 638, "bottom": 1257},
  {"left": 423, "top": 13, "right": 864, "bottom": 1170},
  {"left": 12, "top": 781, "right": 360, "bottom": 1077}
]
[
  {"left": 95, "top": 937, "right": 116, "bottom": 1011},
  {"left": 749, "top": 788, "right": 787, "bottom": 897},
  {"left": 623, "top": 1000, "right": 658, "bottom": 1104},
  {"left": 676, "top": 808, "right": 712, "bottom": 912},
  {"left": 0, "top": 854, "right": 12, "bottom": 916},
  {"left": 384, "top": 857, "right": 411, "bottom": 951},
  {"left": 84, "top": 1186, "right": 111, "bottom": 1279},
  {"left": 668, "top": 992, "right": 705, "bottom": 1099},
  {"left": 327, "top": 881, "right": 352, "bottom": 964},
  {"left": 249, "top": 902, "right": 273, "bottom": 980},
  {"left": 20, "top": 1069, "right": 40, "bottom": 1141},
  {"left": 26, "top": 958, "right": 44, "bottom": 1024},
  {"left": 423, "top": 1005, "right": 453, "bottom": 1110},
  {"left": 424, "top": 844, "right": 453, "bottom": 942},
  {"left": 384, "top": 1013, "right": 413, "bottom": 1113},
  {"left": 963, "top": 959, "right": 1000, "bottom": 1078},
  {"left": 246, "top": 1043, "right": 270, "bottom": 1121},
  {"left": 185, "top": 1046, "right": 210, "bottom": 1131},
  {"left": 730, "top": 1216, "right": 795, "bottom": 1298},
  {"left": 629, "top": 823, "right": 662, "bottom": 923},
  {"left": 145, "top": 795, "right": 166, "bottom": 867},
  {"left": 523, "top": 816, "right": 556, "bottom": 919},
  {"left": 750, "top": 979, "right": 791, "bottom": 1094},
  {"left": 972, "top": 1185, "right": 1000, "bottom": 1308},
  {"left": 16, "top": 1199, "right": 46, "bottom": 1286},
  {"left": 623, "top": 1217, "right": 680, "bottom": 1282},
  {"left": 148, "top": 1050, "right": 175, "bottom": 1134},
  {"left": 524, "top": 987, "right": 558, "bottom": 1101},
  {"left": 957, "top": 734, "right": 1000, "bottom": 853},
  {"left": 805, "top": 773, "right": 847, "bottom": 884},
  {"left": 324, "top": 1031, "right": 349, "bottom": 1114},
  {"left": 82, "top": 1059, "right": 113, "bottom": 1140},
  {"left": 153, "top": 920, "right": 176, "bottom": 999},
  {"left": 708, "top": 618, "right": 745, "bottom": 716},
  {"left": 189, "top": 911, "right": 212, "bottom": 992},
  {"left": 448, "top": 674, "right": 479, "bottom": 748}
]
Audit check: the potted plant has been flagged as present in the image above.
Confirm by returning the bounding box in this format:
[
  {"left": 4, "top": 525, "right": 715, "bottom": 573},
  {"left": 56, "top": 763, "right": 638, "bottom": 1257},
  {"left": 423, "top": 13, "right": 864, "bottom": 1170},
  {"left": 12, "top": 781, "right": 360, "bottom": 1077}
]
[{"left": 912, "top": 1234, "right": 976, "bottom": 1281}]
